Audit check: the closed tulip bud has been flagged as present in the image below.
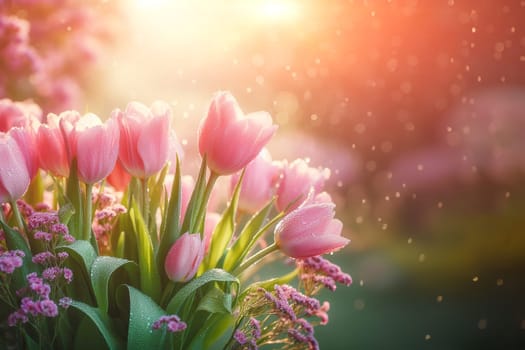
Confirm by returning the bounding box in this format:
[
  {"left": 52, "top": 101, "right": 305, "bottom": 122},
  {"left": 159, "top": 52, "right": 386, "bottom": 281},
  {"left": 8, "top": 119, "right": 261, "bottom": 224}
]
[
  {"left": 231, "top": 149, "right": 281, "bottom": 213},
  {"left": 0, "top": 99, "right": 42, "bottom": 132},
  {"left": 198, "top": 91, "right": 277, "bottom": 175},
  {"left": 275, "top": 159, "right": 330, "bottom": 213},
  {"left": 274, "top": 202, "right": 349, "bottom": 258},
  {"left": 74, "top": 114, "right": 120, "bottom": 184},
  {"left": 165, "top": 233, "right": 205, "bottom": 282},
  {"left": 0, "top": 133, "right": 30, "bottom": 203},
  {"left": 115, "top": 101, "right": 171, "bottom": 178}
]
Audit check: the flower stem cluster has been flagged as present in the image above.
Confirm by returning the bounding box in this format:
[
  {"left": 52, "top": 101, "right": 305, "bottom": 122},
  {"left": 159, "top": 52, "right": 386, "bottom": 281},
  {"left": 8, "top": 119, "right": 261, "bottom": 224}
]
[
  {"left": 237, "top": 285, "right": 327, "bottom": 350},
  {"left": 296, "top": 256, "right": 352, "bottom": 294}
]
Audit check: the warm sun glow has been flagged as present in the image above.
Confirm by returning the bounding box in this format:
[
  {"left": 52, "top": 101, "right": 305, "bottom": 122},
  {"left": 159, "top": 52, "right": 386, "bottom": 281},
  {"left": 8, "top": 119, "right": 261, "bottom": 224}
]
[{"left": 259, "top": 0, "right": 299, "bottom": 20}]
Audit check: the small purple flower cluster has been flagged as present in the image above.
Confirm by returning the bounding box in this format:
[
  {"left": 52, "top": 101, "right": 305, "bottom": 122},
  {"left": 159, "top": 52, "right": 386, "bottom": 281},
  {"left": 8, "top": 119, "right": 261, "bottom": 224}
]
[
  {"left": 152, "top": 315, "right": 187, "bottom": 333},
  {"left": 296, "top": 256, "right": 352, "bottom": 293},
  {"left": 233, "top": 317, "right": 261, "bottom": 350},
  {"left": 27, "top": 211, "right": 74, "bottom": 245},
  {"left": 0, "top": 250, "right": 25, "bottom": 274},
  {"left": 8, "top": 273, "right": 71, "bottom": 326},
  {"left": 92, "top": 188, "right": 126, "bottom": 253}
]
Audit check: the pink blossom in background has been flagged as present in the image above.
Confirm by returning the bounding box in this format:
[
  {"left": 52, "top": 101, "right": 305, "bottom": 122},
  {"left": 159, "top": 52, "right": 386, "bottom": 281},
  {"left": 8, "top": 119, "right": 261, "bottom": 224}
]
[
  {"left": 74, "top": 113, "right": 119, "bottom": 184},
  {"left": 115, "top": 101, "right": 171, "bottom": 179},
  {"left": 107, "top": 159, "right": 131, "bottom": 192},
  {"left": 231, "top": 148, "right": 281, "bottom": 213},
  {"left": 164, "top": 232, "right": 205, "bottom": 282},
  {"left": 198, "top": 91, "right": 277, "bottom": 175},
  {"left": 274, "top": 202, "right": 349, "bottom": 259},
  {"left": 275, "top": 158, "right": 330, "bottom": 213},
  {"left": 0, "top": 99, "right": 42, "bottom": 132},
  {"left": 0, "top": 132, "right": 30, "bottom": 203}
]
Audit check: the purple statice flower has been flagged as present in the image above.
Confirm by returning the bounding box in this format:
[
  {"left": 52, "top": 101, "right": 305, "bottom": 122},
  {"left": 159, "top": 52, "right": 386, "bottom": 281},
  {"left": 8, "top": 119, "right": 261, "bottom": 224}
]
[
  {"left": 50, "top": 223, "right": 68, "bottom": 236},
  {"left": 42, "top": 267, "right": 60, "bottom": 281},
  {"left": 16, "top": 199, "right": 34, "bottom": 218},
  {"left": 262, "top": 288, "right": 296, "bottom": 321},
  {"left": 59, "top": 297, "right": 72, "bottom": 309},
  {"left": 297, "top": 256, "right": 352, "bottom": 294},
  {"left": 249, "top": 317, "right": 261, "bottom": 340},
  {"left": 7, "top": 310, "right": 29, "bottom": 326},
  {"left": 27, "top": 212, "right": 59, "bottom": 231},
  {"left": 34, "top": 230, "right": 53, "bottom": 241},
  {"left": 288, "top": 328, "right": 319, "bottom": 350},
  {"left": 32, "top": 251, "right": 55, "bottom": 265},
  {"left": 152, "top": 315, "right": 187, "bottom": 333},
  {"left": 21, "top": 297, "right": 41, "bottom": 316},
  {"left": 57, "top": 251, "right": 69, "bottom": 261},
  {"left": 62, "top": 268, "right": 73, "bottom": 283},
  {"left": 26, "top": 273, "right": 51, "bottom": 298},
  {"left": 234, "top": 329, "right": 248, "bottom": 345},
  {"left": 38, "top": 299, "right": 58, "bottom": 317},
  {"left": 0, "top": 249, "right": 25, "bottom": 274}
]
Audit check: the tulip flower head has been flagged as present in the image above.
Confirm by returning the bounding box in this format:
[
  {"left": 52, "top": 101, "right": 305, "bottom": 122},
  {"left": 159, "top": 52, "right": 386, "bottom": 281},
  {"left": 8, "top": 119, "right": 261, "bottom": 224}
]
[
  {"left": 198, "top": 91, "right": 277, "bottom": 175},
  {"left": 165, "top": 233, "right": 205, "bottom": 282},
  {"left": 74, "top": 114, "right": 120, "bottom": 184},
  {"left": 231, "top": 148, "right": 281, "bottom": 213},
  {"left": 0, "top": 133, "right": 30, "bottom": 203},
  {"left": 275, "top": 158, "right": 330, "bottom": 213},
  {"left": 274, "top": 202, "right": 349, "bottom": 258},
  {"left": 115, "top": 101, "right": 171, "bottom": 179}
]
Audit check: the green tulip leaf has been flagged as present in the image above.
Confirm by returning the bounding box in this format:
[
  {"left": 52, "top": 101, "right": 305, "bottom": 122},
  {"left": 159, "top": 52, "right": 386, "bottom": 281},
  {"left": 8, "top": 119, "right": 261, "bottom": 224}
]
[
  {"left": 181, "top": 155, "right": 207, "bottom": 234},
  {"left": 157, "top": 156, "right": 182, "bottom": 285},
  {"left": 203, "top": 171, "right": 243, "bottom": 270},
  {"left": 57, "top": 240, "right": 97, "bottom": 302},
  {"left": 186, "top": 313, "right": 236, "bottom": 350},
  {"left": 129, "top": 202, "right": 161, "bottom": 302},
  {"left": 69, "top": 300, "right": 124, "bottom": 350},
  {"left": 222, "top": 199, "right": 274, "bottom": 271},
  {"left": 166, "top": 269, "right": 239, "bottom": 315},
  {"left": 196, "top": 286, "right": 232, "bottom": 314},
  {"left": 90, "top": 256, "right": 138, "bottom": 313},
  {"left": 117, "top": 285, "right": 172, "bottom": 350}
]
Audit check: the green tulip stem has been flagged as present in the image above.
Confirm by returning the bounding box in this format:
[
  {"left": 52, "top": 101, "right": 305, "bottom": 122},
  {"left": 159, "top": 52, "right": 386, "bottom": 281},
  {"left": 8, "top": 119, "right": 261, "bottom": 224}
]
[
  {"left": 194, "top": 171, "right": 219, "bottom": 233},
  {"left": 82, "top": 183, "right": 93, "bottom": 241},
  {"left": 9, "top": 199, "right": 25, "bottom": 234},
  {"left": 233, "top": 242, "right": 279, "bottom": 276},
  {"left": 141, "top": 177, "right": 150, "bottom": 228}
]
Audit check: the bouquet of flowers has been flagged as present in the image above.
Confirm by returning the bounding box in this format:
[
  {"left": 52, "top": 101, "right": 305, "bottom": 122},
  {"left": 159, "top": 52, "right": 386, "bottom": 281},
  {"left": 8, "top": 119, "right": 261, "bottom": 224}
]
[{"left": 0, "top": 92, "right": 351, "bottom": 349}]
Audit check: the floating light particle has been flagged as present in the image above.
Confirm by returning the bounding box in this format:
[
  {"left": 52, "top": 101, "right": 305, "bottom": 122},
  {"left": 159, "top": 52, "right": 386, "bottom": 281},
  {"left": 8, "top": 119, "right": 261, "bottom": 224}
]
[
  {"left": 478, "top": 319, "right": 487, "bottom": 330},
  {"left": 496, "top": 278, "right": 504, "bottom": 286},
  {"left": 359, "top": 280, "right": 364, "bottom": 287},
  {"left": 395, "top": 192, "right": 400, "bottom": 198},
  {"left": 437, "top": 202, "right": 443, "bottom": 208},
  {"left": 505, "top": 192, "right": 510, "bottom": 198},
  {"left": 381, "top": 223, "right": 388, "bottom": 230},
  {"left": 472, "top": 276, "right": 479, "bottom": 282},
  {"left": 425, "top": 334, "right": 431, "bottom": 341},
  {"left": 408, "top": 237, "right": 413, "bottom": 244},
  {"left": 436, "top": 295, "right": 443, "bottom": 303},
  {"left": 418, "top": 253, "right": 426, "bottom": 263},
  {"left": 355, "top": 216, "right": 364, "bottom": 224}
]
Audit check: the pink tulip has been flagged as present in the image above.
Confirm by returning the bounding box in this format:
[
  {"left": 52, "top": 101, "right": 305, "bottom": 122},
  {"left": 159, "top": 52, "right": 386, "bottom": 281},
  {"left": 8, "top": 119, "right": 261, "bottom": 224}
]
[
  {"left": 0, "top": 133, "right": 30, "bottom": 203},
  {"left": 203, "top": 212, "right": 221, "bottom": 254},
  {"left": 107, "top": 159, "right": 131, "bottom": 192},
  {"left": 115, "top": 101, "right": 171, "bottom": 178},
  {"left": 231, "top": 149, "right": 281, "bottom": 213},
  {"left": 274, "top": 202, "right": 349, "bottom": 258},
  {"left": 275, "top": 159, "right": 330, "bottom": 213},
  {"left": 37, "top": 114, "right": 70, "bottom": 177},
  {"left": 0, "top": 99, "right": 42, "bottom": 132},
  {"left": 9, "top": 124, "right": 39, "bottom": 179},
  {"left": 165, "top": 232, "right": 205, "bottom": 282},
  {"left": 73, "top": 114, "right": 119, "bottom": 184},
  {"left": 198, "top": 91, "right": 277, "bottom": 175}
]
